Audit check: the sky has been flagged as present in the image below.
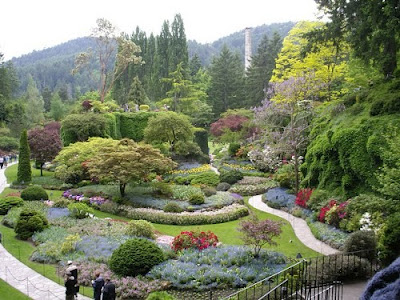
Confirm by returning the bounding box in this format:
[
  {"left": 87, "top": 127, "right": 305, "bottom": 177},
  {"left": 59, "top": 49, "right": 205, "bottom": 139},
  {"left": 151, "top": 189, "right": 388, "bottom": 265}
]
[{"left": 0, "top": 0, "right": 321, "bottom": 60}]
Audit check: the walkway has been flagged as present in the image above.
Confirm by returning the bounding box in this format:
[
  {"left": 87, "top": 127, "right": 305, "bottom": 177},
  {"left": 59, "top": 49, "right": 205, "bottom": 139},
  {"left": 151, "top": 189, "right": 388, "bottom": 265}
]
[
  {"left": 249, "top": 194, "right": 339, "bottom": 256},
  {"left": 0, "top": 163, "right": 91, "bottom": 300}
]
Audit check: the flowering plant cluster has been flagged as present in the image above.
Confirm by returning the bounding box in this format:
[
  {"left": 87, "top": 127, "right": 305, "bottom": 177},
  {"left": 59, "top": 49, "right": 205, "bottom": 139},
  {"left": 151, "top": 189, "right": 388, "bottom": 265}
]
[
  {"left": 295, "top": 188, "right": 314, "bottom": 208},
  {"left": 171, "top": 230, "right": 219, "bottom": 252},
  {"left": 62, "top": 190, "right": 107, "bottom": 205},
  {"left": 168, "top": 164, "right": 211, "bottom": 175},
  {"left": 248, "top": 146, "right": 281, "bottom": 172},
  {"left": 319, "top": 200, "right": 348, "bottom": 227}
]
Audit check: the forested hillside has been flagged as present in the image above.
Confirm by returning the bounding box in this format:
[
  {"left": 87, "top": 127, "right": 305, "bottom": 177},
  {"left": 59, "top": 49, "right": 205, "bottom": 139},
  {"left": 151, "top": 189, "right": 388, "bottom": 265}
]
[{"left": 10, "top": 22, "right": 294, "bottom": 98}]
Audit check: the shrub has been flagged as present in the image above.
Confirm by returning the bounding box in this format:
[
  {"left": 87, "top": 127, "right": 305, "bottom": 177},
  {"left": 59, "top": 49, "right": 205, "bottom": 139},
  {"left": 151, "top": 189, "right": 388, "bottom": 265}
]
[
  {"left": 202, "top": 186, "right": 216, "bottom": 196},
  {"left": 17, "top": 130, "right": 32, "bottom": 183},
  {"left": 171, "top": 230, "right": 219, "bottom": 252},
  {"left": 188, "top": 193, "right": 205, "bottom": 205},
  {"left": 194, "top": 128, "right": 209, "bottom": 155},
  {"left": 0, "top": 196, "right": 24, "bottom": 215},
  {"left": 230, "top": 182, "right": 278, "bottom": 196},
  {"left": 21, "top": 185, "right": 49, "bottom": 201},
  {"left": 216, "top": 182, "right": 231, "bottom": 191},
  {"left": 228, "top": 143, "right": 241, "bottom": 157},
  {"left": 67, "top": 202, "right": 94, "bottom": 219},
  {"left": 220, "top": 170, "right": 244, "bottom": 184},
  {"left": 295, "top": 188, "right": 313, "bottom": 208},
  {"left": 146, "top": 291, "right": 176, "bottom": 300},
  {"left": 189, "top": 172, "right": 220, "bottom": 186},
  {"left": 52, "top": 198, "right": 71, "bottom": 208},
  {"left": 109, "top": 238, "right": 164, "bottom": 277},
  {"left": 344, "top": 231, "right": 377, "bottom": 260},
  {"left": 151, "top": 182, "right": 173, "bottom": 198},
  {"left": 308, "top": 189, "right": 330, "bottom": 210},
  {"left": 163, "top": 202, "right": 184, "bottom": 213},
  {"left": 274, "top": 164, "right": 295, "bottom": 189},
  {"left": 126, "top": 220, "right": 156, "bottom": 239},
  {"left": 379, "top": 212, "right": 400, "bottom": 265},
  {"left": 15, "top": 209, "right": 49, "bottom": 240}
]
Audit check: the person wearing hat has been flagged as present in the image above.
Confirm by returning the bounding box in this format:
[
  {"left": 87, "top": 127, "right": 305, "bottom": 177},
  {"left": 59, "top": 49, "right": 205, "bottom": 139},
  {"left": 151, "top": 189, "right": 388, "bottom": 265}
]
[
  {"left": 65, "top": 272, "right": 76, "bottom": 300},
  {"left": 92, "top": 271, "right": 105, "bottom": 300},
  {"left": 66, "top": 260, "right": 78, "bottom": 299},
  {"left": 102, "top": 277, "right": 116, "bottom": 300}
]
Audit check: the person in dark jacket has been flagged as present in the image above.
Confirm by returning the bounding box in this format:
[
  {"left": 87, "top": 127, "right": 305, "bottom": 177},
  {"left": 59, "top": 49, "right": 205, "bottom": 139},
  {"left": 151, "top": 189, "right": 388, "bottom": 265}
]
[
  {"left": 102, "top": 277, "right": 116, "bottom": 300},
  {"left": 91, "top": 271, "right": 105, "bottom": 300},
  {"left": 65, "top": 272, "right": 76, "bottom": 300}
]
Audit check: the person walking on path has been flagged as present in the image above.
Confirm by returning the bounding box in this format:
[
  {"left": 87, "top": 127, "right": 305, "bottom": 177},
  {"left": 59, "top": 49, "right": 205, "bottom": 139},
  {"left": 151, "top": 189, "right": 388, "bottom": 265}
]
[
  {"left": 65, "top": 272, "right": 76, "bottom": 300},
  {"left": 102, "top": 277, "right": 116, "bottom": 300},
  {"left": 67, "top": 260, "right": 79, "bottom": 299},
  {"left": 92, "top": 271, "right": 105, "bottom": 300}
]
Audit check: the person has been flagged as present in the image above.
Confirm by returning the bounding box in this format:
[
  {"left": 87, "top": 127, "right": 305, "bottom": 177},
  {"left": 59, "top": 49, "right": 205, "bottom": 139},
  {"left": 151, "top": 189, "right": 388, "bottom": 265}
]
[
  {"left": 92, "top": 271, "right": 104, "bottom": 300},
  {"left": 0, "top": 156, "right": 3, "bottom": 169},
  {"left": 66, "top": 260, "right": 78, "bottom": 298},
  {"left": 102, "top": 277, "right": 116, "bottom": 300},
  {"left": 65, "top": 272, "right": 76, "bottom": 300}
]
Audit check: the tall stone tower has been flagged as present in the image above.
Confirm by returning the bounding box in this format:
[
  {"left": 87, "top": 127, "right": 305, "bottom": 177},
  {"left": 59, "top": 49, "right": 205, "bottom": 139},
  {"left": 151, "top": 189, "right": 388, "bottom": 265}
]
[{"left": 245, "top": 27, "right": 252, "bottom": 72}]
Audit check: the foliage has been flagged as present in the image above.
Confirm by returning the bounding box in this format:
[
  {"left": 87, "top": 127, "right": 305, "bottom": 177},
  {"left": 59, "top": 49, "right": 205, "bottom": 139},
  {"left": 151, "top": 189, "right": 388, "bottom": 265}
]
[
  {"left": 17, "top": 130, "right": 32, "bottom": 183},
  {"left": 188, "top": 193, "right": 205, "bottom": 205},
  {"left": 0, "top": 136, "right": 19, "bottom": 152},
  {"left": 1, "top": 201, "right": 48, "bottom": 228},
  {"left": 60, "top": 113, "right": 109, "bottom": 146},
  {"left": 220, "top": 170, "right": 243, "bottom": 184},
  {"left": 216, "top": 182, "right": 231, "bottom": 192},
  {"left": 54, "top": 137, "right": 118, "bottom": 184},
  {"left": 148, "top": 246, "right": 287, "bottom": 290},
  {"left": 343, "top": 231, "right": 377, "bottom": 261},
  {"left": 188, "top": 171, "right": 220, "bottom": 186},
  {"left": 230, "top": 180, "right": 278, "bottom": 196},
  {"left": 0, "top": 196, "right": 23, "bottom": 215},
  {"left": 378, "top": 212, "right": 400, "bottom": 265},
  {"left": 201, "top": 186, "right": 216, "bottom": 197},
  {"left": 126, "top": 220, "right": 156, "bottom": 239},
  {"left": 163, "top": 202, "right": 184, "bottom": 213},
  {"left": 171, "top": 230, "right": 219, "bottom": 252},
  {"left": 87, "top": 138, "right": 176, "bottom": 196},
  {"left": 67, "top": 202, "right": 94, "bottom": 219},
  {"left": 237, "top": 214, "right": 282, "bottom": 257},
  {"left": 146, "top": 291, "right": 176, "bottom": 300},
  {"left": 61, "top": 234, "right": 81, "bottom": 254},
  {"left": 20, "top": 185, "right": 49, "bottom": 201},
  {"left": 144, "top": 111, "right": 194, "bottom": 152},
  {"left": 210, "top": 115, "right": 249, "bottom": 138},
  {"left": 319, "top": 200, "right": 348, "bottom": 228},
  {"left": 307, "top": 218, "right": 349, "bottom": 250},
  {"left": 193, "top": 128, "right": 209, "bottom": 155},
  {"left": 295, "top": 188, "right": 313, "bottom": 208},
  {"left": 109, "top": 238, "right": 164, "bottom": 277},
  {"left": 307, "top": 189, "right": 330, "bottom": 211},
  {"left": 15, "top": 208, "right": 49, "bottom": 240}
]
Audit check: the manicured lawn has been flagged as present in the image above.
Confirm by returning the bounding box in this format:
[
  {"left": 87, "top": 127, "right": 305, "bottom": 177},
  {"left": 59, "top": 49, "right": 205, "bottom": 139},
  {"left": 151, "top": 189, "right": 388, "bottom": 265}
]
[
  {"left": 0, "top": 187, "right": 63, "bottom": 199},
  {"left": 5, "top": 163, "right": 56, "bottom": 184},
  {"left": 0, "top": 279, "right": 31, "bottom": 300}
]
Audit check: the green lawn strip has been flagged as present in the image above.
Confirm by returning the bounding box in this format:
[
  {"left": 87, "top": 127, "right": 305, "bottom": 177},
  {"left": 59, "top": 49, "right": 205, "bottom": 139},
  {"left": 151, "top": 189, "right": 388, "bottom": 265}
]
[
  {"left": 5, "top": 163, "right": 58, "bottom": 184},
  {"left": 0, "top": 279, "right": 32, "bottom": 300},
  {"left": 0, "top": 187, "right": 63, "bottom": 200}
]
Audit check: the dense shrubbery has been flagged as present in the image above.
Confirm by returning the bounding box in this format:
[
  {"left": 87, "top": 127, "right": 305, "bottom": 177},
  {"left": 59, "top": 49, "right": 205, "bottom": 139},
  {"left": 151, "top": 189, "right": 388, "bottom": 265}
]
[
  {"left": 163, "top": 202, "right": 184, "bottom": 213},
  {"left": 15, "top": 208, "right": 49, "bottom": 240},
  {"left": 126, "top": 220, "right": 156, "bottom": 239},
  {"left": 188, "top": 193, "right": 205, "bottom": 205},
  {"left": 146, "top": 291, "right": 176, "bottom": 300},
  {"left": 21, "top": 185, "right": 49, "bottom": 201},
  {"left": 344, "top": 230, "right": 377, "bottom": 260},
  {"left": 171, "top": 230, "right": 219, "bottom": 252},
  {"left": 0, "top": 196, "right": 23, "bottom": 215},
  {"left": 378, "top": 212, "right": 400, "bottom": 265},
  {"left": 188, "top": 171, "right": 220, "bottom": 186},
  {"left": 109, "top": 238, "right": 164, "bottom": 277},
  {"left": 67, "top": 202, "right": 94, "bottom": 219},
  {"left": 220, "top": 170, "right": 243, "bottom": 184},
  {"left": 216, "top": 182, "right": 231, "bottom": 191}
]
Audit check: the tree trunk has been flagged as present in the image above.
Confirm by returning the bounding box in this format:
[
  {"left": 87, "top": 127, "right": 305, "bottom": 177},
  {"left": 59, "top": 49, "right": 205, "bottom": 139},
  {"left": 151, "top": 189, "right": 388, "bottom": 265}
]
[
  {"left": 294, "top": 151, "right": 299, "bottom": 194},
  {"left": 40, "top": 162, "right": 44, "bottom": 177},
  {"left": 119, "top": 183, "right": 126, "bottom": 197}
]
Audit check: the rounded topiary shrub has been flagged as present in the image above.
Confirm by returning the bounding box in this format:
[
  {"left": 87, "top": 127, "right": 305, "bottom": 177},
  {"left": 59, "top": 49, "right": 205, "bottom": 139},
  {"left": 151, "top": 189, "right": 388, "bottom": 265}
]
[
  {"left": 0, "top": 196, "right": 24, "bottom": 215},
  {"left": 109, "top": 238, "right": 164, "bottom": 277},
  {"left": 21, "top": 185, "right": 49, "bottom": 201},
  {"left": 126, "top": 220, "right": 156, "bottom": 239},
  {"left": 220, "top": 170, "right": 243, "bottom": 184},
  {"left": 202, "top": 186, "right": 217, "bottom": 197},
  {"left": 163, "top": 202, "right": 184, "bottom": 213},
  {"left": 344, "top": 230, "right": 377, "bottom": 261},
  {"left": 146, "top": 291, "right": 176, "bottom": 300},
  {"left": 188, "top": 193, "right": 205, "bottom": 205},
  {"left": 216, "top": 182, "right": 231, "bottom": 191},
  {"left": 15, "top": 209, "right": 48, "bottom": 240}
]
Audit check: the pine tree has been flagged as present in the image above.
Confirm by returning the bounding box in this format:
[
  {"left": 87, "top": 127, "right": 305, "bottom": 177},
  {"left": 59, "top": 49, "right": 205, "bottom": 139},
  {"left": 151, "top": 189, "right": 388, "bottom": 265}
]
[
  {"left": 17, "top": 129, "right": 32, "bottom": 183},
  {"left": 170, "top": 14, "right": 189, "bottom": 72},
  {"left": 128, "top": 76, "right": 148, "bottom": 105}
]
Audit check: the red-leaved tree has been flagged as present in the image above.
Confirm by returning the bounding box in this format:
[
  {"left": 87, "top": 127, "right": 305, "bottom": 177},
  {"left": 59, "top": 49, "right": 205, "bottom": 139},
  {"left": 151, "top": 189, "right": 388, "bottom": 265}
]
[
  {"left": 238, "top": 215, "right": 282, "bottom": 257},
  {"left": 28, "top": 127, "right": 62, "bottom": 176},
  {"left": 210, "top": 115, "right": 249, "bottom": 137}
]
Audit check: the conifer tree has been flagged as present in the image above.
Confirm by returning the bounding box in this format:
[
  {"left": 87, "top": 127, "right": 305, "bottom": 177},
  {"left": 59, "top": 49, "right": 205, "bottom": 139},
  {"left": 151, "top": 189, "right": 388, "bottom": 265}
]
[{"left": 17, "top": 129, "right": 32, "bottom": 183}]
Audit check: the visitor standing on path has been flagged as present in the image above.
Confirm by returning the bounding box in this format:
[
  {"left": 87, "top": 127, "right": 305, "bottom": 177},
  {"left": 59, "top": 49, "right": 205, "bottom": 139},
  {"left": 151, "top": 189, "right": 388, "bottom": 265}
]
[
  {"left": 92, "top": 271, "right": 105, "bottom": 300},
  {"left": 67, "top": 260, "right": 79, "bottom": 299},
  {"left": 102, "top": 277, "right": 116, "bottom": 300},
  {"left": 65, "top": 272, "right": 76, "bottom": 300}
]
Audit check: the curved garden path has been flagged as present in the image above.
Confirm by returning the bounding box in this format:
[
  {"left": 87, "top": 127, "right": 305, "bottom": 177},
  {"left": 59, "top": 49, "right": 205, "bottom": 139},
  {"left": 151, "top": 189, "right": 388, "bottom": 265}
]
[
  {"left": 248, "top": 194, "right": 339, "bottom": 256},
  {"left": 0, "top": 163, "right": 91, "bottom": 300}
]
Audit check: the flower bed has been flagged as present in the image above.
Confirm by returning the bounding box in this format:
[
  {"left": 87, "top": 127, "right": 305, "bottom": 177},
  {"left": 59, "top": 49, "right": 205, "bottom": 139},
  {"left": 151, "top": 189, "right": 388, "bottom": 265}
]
[
  {"left": 99, "top": 203, "right": 249, "bottom": 225},
  {"left": 306, "top": 218, "right": 349, "bottom": 250},
  {"left": 229, "top": 180, "right": 278, "bottom": 196},
  {"left": 148, "top": 246, "right": 287, "bottom": 290}
]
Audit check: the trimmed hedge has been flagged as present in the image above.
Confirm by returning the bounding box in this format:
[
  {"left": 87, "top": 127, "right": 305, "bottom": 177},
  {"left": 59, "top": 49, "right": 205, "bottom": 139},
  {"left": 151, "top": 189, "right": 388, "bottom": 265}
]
[
  {"left": 109, "top": 238, "right": 164, "bottom": 277},
  {"left": 0, "top": 196, "right": 24, "bottom": 215},
  {"left": 119, "top": 112, "right": 157, "bottom": 141},
  {"left": 15, "top": 209, "right": 49, "bottom": 240},
  {"left": 194, "top": 128, "right": 209, "bottom": 155},
  {"left": 100, "top": 203, "right": 249, "bottom": 225},
  {"left": 21, "top": 185, "right": 49, "bottom": 201}
]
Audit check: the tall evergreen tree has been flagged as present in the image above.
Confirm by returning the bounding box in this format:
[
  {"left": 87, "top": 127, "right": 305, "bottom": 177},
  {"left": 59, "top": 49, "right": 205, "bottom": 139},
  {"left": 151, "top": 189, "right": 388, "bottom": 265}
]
[
  {"left": 245, "top": 33, "right": 282, "bottom": 107},
  {"left": 25, "top": 75, "right": 45, "bottom": 128},
  {"left": 189, "top": 54, "right": 202, "bottom": 77},
  {"left": 42, "top": 86, "right": 52, "bottom": 112},
  {"left": 170, "top": 14, "right": 189, "bottom": 72},
  {"left": 208, "top": 45, "right": 245, "bottom": 116},
  {"left": 156, "top": 21, "right": 172, "bottom": 100},
  {"left": 128, "top": 76, "right": 148, "bottom": 105},
  {"left": 17, "top": 129, "right": 32, "bottom": 183}
]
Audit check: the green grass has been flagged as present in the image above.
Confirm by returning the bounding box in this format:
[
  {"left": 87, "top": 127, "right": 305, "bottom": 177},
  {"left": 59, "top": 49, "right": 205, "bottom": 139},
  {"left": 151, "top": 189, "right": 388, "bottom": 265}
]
[
  {"left": 5, "top": 163, "right": 56, "bottom": 184},
  {"left": 0, "top": 279, "right": 31, "bottom": 300},
  {"left": 0, "top": 187, "right": 63, "bottom": 199}
]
